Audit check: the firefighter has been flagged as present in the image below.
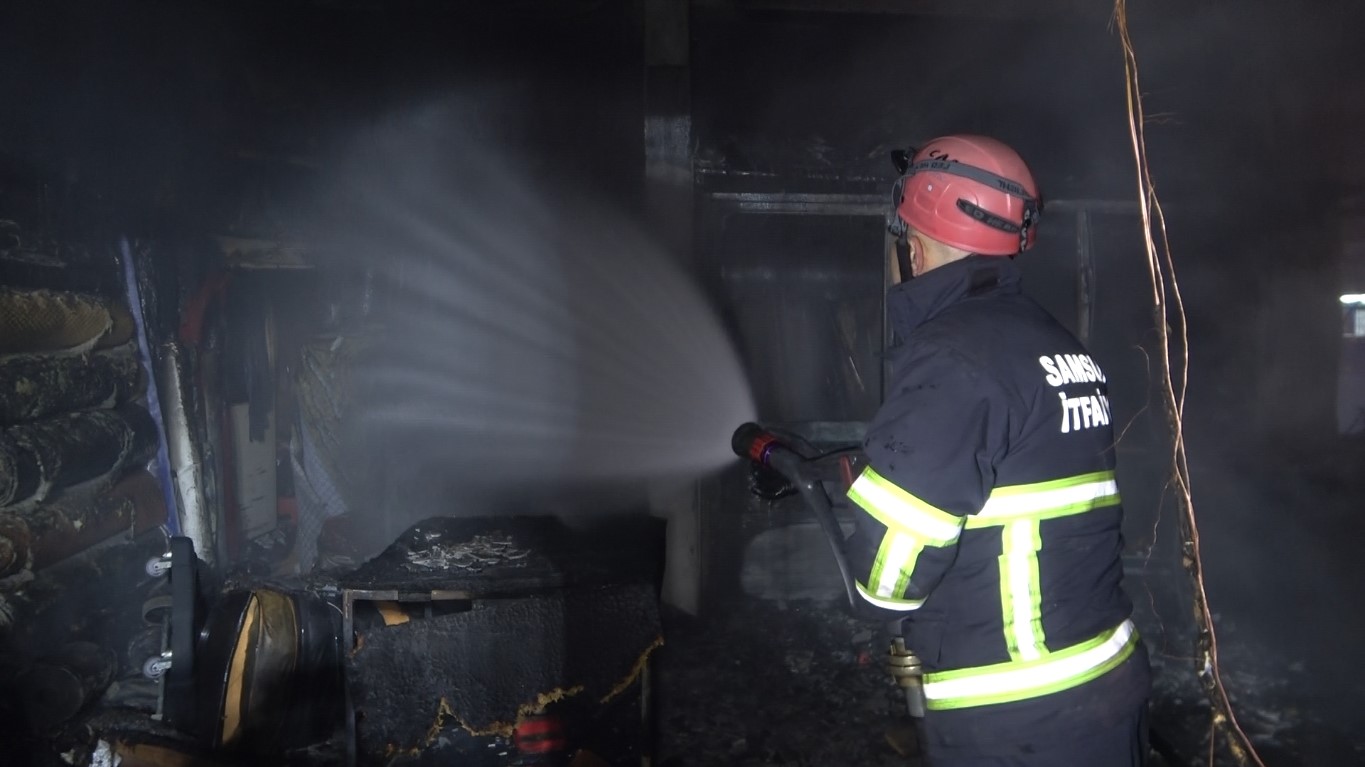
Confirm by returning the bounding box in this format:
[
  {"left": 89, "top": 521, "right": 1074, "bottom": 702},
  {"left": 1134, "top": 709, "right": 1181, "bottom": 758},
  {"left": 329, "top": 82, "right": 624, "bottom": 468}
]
[{"left": 846, "top": 135, "right": 1151, "bottom": 765}]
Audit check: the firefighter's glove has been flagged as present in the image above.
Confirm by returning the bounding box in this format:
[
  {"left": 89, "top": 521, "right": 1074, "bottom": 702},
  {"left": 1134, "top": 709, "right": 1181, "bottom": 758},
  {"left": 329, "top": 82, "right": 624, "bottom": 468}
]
[{"left": 748, "top": 461, "right": 797, "bottom": 501}]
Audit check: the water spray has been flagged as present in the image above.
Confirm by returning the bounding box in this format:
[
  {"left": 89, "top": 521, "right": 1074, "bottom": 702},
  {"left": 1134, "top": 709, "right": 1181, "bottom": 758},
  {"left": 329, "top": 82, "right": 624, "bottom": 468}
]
[{"left": 302, "top": 108, "right": 756, "bottom": 520}]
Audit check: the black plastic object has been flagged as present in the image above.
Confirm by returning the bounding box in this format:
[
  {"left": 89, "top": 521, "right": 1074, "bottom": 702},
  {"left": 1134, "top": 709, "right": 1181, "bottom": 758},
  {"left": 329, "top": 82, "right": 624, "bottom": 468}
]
[
  {"left": 731, "top": 422, "right": 860, "bottom": 614},
  {"left": 162, "top": 536, "right": 206, "bottom": 737},
  {"left": 190, "top": 589, "right": 342, "bottom": 753}
]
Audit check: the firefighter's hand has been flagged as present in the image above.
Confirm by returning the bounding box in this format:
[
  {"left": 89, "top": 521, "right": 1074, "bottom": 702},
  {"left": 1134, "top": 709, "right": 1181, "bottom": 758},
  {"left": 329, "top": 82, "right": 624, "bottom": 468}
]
[{"left": 748, "top": 462, "right": 797, "bottom": 500}]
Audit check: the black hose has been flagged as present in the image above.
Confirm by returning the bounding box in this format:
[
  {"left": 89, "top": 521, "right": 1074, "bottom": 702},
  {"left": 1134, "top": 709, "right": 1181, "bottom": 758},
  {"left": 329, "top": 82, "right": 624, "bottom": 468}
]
[{"left": 794, "top": 474, "right": 860, "bottom": 615}]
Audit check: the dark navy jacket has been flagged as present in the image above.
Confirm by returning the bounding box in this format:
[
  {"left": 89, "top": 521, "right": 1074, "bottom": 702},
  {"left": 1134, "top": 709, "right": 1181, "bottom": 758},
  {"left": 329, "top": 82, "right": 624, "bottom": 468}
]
[{"left": 844, "top": 255, "right": 1135, "bottom": 695}]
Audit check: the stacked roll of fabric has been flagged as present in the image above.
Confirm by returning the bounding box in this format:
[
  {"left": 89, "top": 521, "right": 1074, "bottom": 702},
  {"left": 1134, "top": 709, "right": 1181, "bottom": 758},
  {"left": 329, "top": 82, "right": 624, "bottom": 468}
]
[
  {"left": 0, "top": 285, "right": 163, "bottom": 619},
  {"left": 0, "top": 223, "right": 174, "bottom": 745}
]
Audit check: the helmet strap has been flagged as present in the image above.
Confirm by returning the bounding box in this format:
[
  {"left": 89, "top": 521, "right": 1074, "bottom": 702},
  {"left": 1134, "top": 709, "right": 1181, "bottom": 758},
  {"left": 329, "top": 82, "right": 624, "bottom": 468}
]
[
  {"left": 887, "top": 175, "right": 915, "bottom": 279},
  {"left": 956, "top": 199, "right": 1022, "bottom": 236},
  {"left": 906, "top": 158, "right": 1035, "bottom": 201}
]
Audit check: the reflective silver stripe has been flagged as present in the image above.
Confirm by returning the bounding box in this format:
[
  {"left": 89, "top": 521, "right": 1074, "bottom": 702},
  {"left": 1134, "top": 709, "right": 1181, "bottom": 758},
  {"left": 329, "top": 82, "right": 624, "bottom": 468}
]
[
  {"left": 856, "top": 580, "right": 924, "bottom": 611},
  {"left": 848, "top": 467, "right": 964, "bottom": 545},
  {"left": 1001, "top": 520, "right": 1046, "bottom": 660},
  {"left": 923, "top": 619, "right": 1137, "bottom": 710}
]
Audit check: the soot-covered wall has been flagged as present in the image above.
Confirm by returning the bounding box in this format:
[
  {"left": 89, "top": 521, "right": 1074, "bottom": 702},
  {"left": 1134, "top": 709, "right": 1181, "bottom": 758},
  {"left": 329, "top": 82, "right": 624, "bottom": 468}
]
[
  {"left": 695, "top": 2, "right": 1365, "bottom": 761},
  {"left": 0, "top": 1, "right": 645, "bottom": 240},
  {"left": 2, "top": 0, "right": 1364, "bottom": 761}
]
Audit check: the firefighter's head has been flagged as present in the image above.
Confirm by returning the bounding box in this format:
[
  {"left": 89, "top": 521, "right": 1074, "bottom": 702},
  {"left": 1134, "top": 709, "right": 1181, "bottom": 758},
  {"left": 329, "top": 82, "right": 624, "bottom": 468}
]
[{"left": 888, "top": 135, "right": 1041, "bottom": 281}]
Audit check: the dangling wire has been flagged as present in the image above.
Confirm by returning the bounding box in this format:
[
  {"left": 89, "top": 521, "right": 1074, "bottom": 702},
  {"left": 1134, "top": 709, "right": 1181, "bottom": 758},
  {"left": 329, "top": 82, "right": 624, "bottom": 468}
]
[{"left": 1111, "top": 2, "right": 1266, "bottom": 765}]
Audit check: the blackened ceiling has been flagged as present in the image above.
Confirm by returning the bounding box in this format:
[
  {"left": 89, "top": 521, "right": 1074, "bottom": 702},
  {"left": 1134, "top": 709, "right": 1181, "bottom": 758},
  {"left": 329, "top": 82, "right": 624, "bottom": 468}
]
[
  {"left": 0, "top": 0, "right": 643, "bottom": 237},
  {"left": 0, "top": 0, "right": 1362, "bottom": 245}
]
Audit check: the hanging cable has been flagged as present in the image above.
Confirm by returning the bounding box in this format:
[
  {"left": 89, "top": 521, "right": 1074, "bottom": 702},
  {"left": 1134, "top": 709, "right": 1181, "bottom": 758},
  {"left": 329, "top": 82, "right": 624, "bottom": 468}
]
[{"left": 1111, "top": 2, "right": 1266, "bottom": 765}]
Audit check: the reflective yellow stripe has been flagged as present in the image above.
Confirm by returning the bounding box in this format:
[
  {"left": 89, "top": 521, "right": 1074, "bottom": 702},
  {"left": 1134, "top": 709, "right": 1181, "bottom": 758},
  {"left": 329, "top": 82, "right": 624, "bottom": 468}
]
[
  {"left": 923, "top": 620, "right": 1138, "bottom": 710},
  {"left": 848, "top": 467, "right": 964, "bottom": 545},
  {"left": 850, "top": 467, "right": 965, "bottom": 603},
  {"left": 868, "top": 532, "right": 925, "bottom": 599},
  {"left": 855, "top": 580, "right": 924, "bottom": 612},
  {"left": 999, "top": 520, "right": 1046, "bottom": 661},
  {"left": 970, "top": 471, "right": 1120, "bottom": 666},
  {"left": 967, "top": 471, "right": 1120, "bottom": 529}
]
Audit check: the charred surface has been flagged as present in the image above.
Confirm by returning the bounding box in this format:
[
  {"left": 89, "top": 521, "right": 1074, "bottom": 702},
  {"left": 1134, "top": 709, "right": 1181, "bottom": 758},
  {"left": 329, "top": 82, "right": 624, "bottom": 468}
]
[
  {"left": 344, "top": 515, "right": 664, "bottom": 764},
  {"left": 342, "top": 515, "right": 666, "bottom": 596},
  {"left": 654, "top": 600, "right": 913, "bottom": 767}
]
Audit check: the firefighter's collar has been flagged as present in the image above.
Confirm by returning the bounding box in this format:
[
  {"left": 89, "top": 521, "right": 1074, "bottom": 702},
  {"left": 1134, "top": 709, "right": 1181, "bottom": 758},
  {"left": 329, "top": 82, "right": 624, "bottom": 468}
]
[{"left": 887, "top": 255, "right": 1021, "bottom": 334}]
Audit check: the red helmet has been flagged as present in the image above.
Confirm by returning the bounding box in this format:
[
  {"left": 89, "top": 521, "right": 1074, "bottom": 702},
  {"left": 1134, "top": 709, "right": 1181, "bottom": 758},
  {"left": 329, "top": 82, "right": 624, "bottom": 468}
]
[{"left": 889, "top": 135, "right": 1041, "bottom": 256}]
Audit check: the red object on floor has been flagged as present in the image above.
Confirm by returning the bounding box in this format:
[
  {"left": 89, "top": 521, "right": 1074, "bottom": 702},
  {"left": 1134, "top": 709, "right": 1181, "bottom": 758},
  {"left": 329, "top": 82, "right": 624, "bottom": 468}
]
[{"left": 514, "top": 715, "right": 568, "bottom": 755}]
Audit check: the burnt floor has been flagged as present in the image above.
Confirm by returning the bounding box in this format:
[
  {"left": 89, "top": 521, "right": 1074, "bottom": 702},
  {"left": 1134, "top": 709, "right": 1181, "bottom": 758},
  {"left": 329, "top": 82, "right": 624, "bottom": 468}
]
[
  {"left": 655, "top": 600, "right": 917, "bottom": 767},
  {"left": 13, "top": 597, "right": 1365, "bottom": 766},
  {"left": 654, "top": 598, "right": 1365, "bottom": 767}
]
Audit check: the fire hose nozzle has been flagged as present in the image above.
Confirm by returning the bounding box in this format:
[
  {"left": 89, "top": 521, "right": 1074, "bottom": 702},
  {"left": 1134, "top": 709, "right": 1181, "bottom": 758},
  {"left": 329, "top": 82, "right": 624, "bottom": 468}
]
[
  {"left": 731, "top": 422, "right": 804, "bottom": 494},
  {"left": 731, "top": 422, "right": 780, "bottom": 465},
  {"left": 735, "top": 421, "right": 811, "bottom": 471}
]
